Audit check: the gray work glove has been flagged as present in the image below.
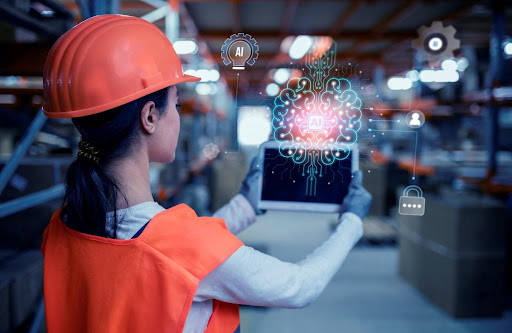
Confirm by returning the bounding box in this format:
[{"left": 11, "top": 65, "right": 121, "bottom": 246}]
[
  {"left": 239, "top": 153, "right": 266, "bottom": 215},
  {"left": 340, "top": 170, "right": 372, "bottom": 220}
]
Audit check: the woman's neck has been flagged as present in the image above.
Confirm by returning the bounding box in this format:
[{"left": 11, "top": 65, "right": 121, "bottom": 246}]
[{"left": 107, "top": 150, "right": 154, "bottom": 209}]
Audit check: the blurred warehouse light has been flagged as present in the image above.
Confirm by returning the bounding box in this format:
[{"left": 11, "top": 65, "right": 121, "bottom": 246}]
[
  {"left": 387, "top": 77, "right": 413, "bottom": 90},
  {"left": 31, "top": 2, "right": 55, "bottom": 17},
  {"left": 456, "top": 57, "right": 469, "bottom": 71},
  {"left": 406, "top": 70, "right": 420, "bottom": 82},
  {"left": 174, "top": 40, "right": 198, "bottom": 54},
  {"left": 504, "top": 42, "right": 512, "bottom": 55},
  {"left": 0, "top": 94, "right": 16, "bottom": 104},
  {"left": 184, "top": 69, "right": 220, "bottom": 82},
  {"left": 184, "top": 69, "right": 196, "bottom": 77},
  {"left": 195, "top": 83, "right": 218, "bottom": 95},
  {"left": 238, "top": 106, "right": 271, "bottom": 146},
  {"left": 196, "top": 69, "right": 219, "bottom": 82},
  {"left": 209, "top": 70, "right": 221, "bottom": 82},
  {"left": 289, "top": 68, "right": 304, "bottom": 80},
  {"left": 0, "top": 76, "right": 43, "bottom": 88},
  {"left": 289, "top": 35, "right": 313, "bottom": 59},
  {"left": 273, "top": 68, "right": 290, "bottom": 84},
  {"left": 280, "top": 36, "right": 295, "bottom": 53},
  {"left": 266, "top": 83, "right": 280, "bottom": 96},
  {"left": 441, "top": 59, "right": 458, "bottom": 72},
  {"left": 419, "top": 69, "right": 459, "bottom": 83},
  {"left": 310, "top": 36, "right": 333, "bottom": 58}
]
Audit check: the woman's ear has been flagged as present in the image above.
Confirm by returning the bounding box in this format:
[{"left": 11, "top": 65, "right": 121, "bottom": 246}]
[{"left": 140, "top": 101, "right": 158, "bottom": 134}]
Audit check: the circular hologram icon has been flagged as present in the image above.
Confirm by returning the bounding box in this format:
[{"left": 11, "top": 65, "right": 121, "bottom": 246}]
[
  {"left": 406, "top": 110, "right": 425, "bottom": 128},
  {"left": 426, "top": 35, "right": 445, "bottom": 53}
]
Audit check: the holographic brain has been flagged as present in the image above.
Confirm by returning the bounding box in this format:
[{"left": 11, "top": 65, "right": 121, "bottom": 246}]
[
  {"left": 272, "top": 77, "right": 362, "bottom": 165},
  {"left": 270, "top": 39, "right": 362, "bottom": 196}
]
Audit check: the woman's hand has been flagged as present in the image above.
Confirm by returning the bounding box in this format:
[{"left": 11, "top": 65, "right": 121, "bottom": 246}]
[{"left": 340, "top": 170, "right": 372, "bottom": 220}]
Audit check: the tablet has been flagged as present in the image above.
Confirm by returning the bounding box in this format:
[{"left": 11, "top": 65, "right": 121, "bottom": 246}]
[{"left": 257, "top": 141, "right": 359, "bottom": 213}]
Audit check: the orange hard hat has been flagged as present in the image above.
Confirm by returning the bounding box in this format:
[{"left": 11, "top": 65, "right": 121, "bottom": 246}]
[{"left": 43, "top": 14, "right": 200, "bottom": 119}]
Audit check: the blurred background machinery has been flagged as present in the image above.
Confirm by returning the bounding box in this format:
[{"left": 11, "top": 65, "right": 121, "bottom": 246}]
[{"left": 0, "top": 0, "right": 511, "bottom": 332}]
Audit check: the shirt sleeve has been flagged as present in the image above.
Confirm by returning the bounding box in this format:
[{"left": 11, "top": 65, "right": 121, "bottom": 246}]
[
  {"left": 193, "top": 212, "right": 363, "bottom": 308},
  {"left": 212, "top": 194, "right": 257, "bottom": 235}
]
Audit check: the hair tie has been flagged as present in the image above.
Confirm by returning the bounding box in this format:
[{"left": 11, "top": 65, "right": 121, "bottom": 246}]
[{"left": 78, "top": 140, "right": 100, "bottom": 164}]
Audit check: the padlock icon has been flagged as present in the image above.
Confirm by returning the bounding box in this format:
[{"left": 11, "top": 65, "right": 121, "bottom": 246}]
[{"left": 399, "top": 185, "right": 425, "bottom": 216}]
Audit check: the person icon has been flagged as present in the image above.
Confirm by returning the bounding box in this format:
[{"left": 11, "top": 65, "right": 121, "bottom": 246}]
[
  {"left": 406, "top": 110, "right": 424, "bottom": 128},
  {"left": 409, "top": 112, "right": 421, "bottom": 126}
]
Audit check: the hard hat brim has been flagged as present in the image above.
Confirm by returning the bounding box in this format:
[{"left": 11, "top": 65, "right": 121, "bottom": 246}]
[{"left": 43, "top": 74, "right": 201, "bottom": 119}]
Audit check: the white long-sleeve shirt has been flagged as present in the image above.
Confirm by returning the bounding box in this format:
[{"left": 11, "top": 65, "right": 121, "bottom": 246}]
[{"left": 106, "top": 195, "right": 362, "bottom": 332}]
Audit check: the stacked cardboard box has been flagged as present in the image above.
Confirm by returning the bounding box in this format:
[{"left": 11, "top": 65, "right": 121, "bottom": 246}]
[{"left": 398, "top": 194, "right": 508, "bottom": 317}]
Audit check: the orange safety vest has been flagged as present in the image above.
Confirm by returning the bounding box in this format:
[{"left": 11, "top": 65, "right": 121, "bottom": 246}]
[{"left": 41, "top": 204, "right": 243, "bottom": 332}]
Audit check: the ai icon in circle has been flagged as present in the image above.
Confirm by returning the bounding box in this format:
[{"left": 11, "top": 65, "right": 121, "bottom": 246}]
[
  {"left": 399, "top": 185, "right": 425, "bottom": 216},
  {"left": 221, "top": 33, "right": 259, "bottom": 70},
  {"left": 406, "top": 110, "right": 425, "bottom": 128}
]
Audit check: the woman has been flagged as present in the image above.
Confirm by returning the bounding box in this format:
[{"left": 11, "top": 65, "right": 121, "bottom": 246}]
[{"left": 41, "top": 15, "right": 372, "bottom": 333}]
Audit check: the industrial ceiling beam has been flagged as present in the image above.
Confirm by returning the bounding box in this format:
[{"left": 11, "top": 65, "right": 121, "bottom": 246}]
[
  {"left": 198, "top": 30, "right": 417, "bottom": 41},
  {"left": 261, "top": 0, "right": 300, "bottom": 76},
  {"left": 64, "top": 1, "right": 154, "bottom": 14},
  {"left": 75, "top": 0, "right": 90, "bottom": 18},
  {"left": 62, "top": 0, "right": 484, "bottom": 12},
  {"left": 439, "top": 0, "right": 482, "bottom": 23},
  {"left": 106, "top": 0, "right": 487, "bottom": 97},
  {"left": 380, "top": 0, "right": 482, "bottom": 73},
  {"left": 0, "top": 0, "right": 73, "bottom": 39},
  {"left": 329, "top": 1, "right": 362, "bottom": 35},
  {"left": 280, "top": 0, "right": 300, "bottom": 36},
  {"left": 140, "top": 5, "right": 170, "bottom": 22},
  {"left": 37, "top": 0, "right": 75, "bottom": 18},
  {"left": 348, "top": 0, "right": 417, "bottom": 55},
  {"left": 178, "top": 0, "right": 472, "bottom": 2},
  {"left": 373, "top": 1, "right": 417, "bottom": 32},
  {"left": 231, "top": 0, "right": 241, "bottom": 32},
  {"left": 179, "top": 2, "right": 218, "bottom": 68}
]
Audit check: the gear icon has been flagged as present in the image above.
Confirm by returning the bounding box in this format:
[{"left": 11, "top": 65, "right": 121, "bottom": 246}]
[
  {"left": 413, "top": 21, "right": 460, "bottom": 64},
  {"left": 221, "top": 33, "right": 259, "bottom": 69}
]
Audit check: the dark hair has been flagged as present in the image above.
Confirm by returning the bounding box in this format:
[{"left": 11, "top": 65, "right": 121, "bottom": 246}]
[{"left": 61, "top": 86, "right": 171, "bottom": 237}]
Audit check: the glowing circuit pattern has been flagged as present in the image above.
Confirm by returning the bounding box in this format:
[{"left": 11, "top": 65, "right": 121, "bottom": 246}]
[{"left": 271, "top": 40, "right": 362, "bottom": 196}]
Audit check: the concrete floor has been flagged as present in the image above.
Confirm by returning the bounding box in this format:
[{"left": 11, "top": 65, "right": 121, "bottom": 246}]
[{"left": 237, "top": 211, "right": 512, "bottom": 333}]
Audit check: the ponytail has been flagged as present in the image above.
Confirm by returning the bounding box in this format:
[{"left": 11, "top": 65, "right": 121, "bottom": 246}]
[
  {"left": 61, "top": 87, "right": 170, "bottom": 237},
  {"left": 63, "top": 156, "right": 124, "bottom": 237}
]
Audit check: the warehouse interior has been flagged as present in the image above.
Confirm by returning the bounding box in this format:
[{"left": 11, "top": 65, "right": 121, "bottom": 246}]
[{"left": 1, "top": 0, "right": 512, "bottom": 332}]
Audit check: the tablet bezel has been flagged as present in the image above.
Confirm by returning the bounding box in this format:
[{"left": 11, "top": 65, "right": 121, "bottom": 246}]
[{"left": 257, "top": 141, "right": 359, "bottom": 213}]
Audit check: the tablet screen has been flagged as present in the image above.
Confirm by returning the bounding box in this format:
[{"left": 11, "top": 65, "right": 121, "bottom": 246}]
[{"left": 261, "top": 148, "right": 352, "bottom": 204}]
